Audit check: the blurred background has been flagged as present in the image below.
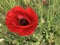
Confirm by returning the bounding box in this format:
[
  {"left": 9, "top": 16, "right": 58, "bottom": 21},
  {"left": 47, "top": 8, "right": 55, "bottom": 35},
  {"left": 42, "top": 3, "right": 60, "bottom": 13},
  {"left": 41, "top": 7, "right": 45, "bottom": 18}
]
[{"left": 0, "top": 0, "right": 60, "bottom": 45}]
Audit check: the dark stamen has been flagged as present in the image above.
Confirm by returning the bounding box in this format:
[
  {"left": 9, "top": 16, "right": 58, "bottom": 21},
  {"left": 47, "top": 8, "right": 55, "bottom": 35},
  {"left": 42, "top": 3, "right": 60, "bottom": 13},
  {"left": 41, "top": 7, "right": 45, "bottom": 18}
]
[{"left": 18, "top": 18, "right": 29, "bottom": 26}]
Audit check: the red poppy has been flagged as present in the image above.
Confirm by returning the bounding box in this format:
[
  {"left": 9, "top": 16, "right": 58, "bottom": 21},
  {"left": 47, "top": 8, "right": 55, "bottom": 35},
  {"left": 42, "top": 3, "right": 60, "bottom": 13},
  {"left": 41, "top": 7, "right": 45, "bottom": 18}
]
[
  {"left": 43, "top": 0, "right": 48, "bottom": 5},
  {"left": 5, "top": 6, "right": 38, "bottom": 36}
]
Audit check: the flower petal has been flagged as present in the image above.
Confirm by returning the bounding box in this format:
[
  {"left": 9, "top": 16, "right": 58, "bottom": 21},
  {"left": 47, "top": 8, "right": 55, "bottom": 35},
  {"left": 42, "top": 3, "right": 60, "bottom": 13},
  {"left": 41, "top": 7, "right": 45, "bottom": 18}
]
[
  {"left": 11, "top": 6, "right": 25, "bottom": 13},
  {"left": 26, "top": 7, "right": 38, "bottom": 24},
  {"left": 17, "top": 25, "right": 36, "bottom": 36}
]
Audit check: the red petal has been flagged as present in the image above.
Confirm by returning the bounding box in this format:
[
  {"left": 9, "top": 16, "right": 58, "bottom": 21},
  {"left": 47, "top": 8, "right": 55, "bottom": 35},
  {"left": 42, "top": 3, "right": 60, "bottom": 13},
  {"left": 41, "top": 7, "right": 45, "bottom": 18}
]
[
  {"left": 17, "top": 25, "right": 35, "bottom": 36},
  {"left": 10, "top": 6, "right": 25, "bottom": 14},
  {"left": 26, "top": 7, "right": 38, "bottom": 24}
]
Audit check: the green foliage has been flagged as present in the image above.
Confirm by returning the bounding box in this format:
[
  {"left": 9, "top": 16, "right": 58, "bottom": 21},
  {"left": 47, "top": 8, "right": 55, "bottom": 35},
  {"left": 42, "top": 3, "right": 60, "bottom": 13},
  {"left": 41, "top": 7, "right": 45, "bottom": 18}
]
[{"left": 0, "top": 0, "right": 60, "bottom": 45}]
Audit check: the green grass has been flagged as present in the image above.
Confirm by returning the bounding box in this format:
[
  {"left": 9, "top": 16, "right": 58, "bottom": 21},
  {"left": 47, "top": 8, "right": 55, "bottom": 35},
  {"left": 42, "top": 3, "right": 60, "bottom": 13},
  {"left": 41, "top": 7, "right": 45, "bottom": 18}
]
[{"left": 0, "top": 0, "right": 60, "bottom": 45}]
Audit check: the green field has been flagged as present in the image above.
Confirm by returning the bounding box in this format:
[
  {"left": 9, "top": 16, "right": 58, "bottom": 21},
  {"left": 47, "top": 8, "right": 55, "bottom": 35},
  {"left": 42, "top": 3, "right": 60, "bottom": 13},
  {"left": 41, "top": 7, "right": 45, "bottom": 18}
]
[{"left": 0, "top": 0, "right": 60, "bottom": 45}]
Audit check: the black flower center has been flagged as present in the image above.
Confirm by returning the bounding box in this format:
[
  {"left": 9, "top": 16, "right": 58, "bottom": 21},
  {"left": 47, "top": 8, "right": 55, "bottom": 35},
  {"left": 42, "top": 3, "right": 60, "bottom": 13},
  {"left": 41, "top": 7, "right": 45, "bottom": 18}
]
[{"left": 18, "top": 18, "right": 29, "bottom": 26}]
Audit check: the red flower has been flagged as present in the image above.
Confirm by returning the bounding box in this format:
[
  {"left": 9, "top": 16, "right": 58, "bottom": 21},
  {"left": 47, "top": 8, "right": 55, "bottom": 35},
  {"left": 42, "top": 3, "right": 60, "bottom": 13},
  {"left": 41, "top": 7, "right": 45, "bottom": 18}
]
[
  {"left": 5, "top": 6, "right": 38, "bottom": 36},
  {"left": 43, "top": 0, "right": 48, "bottom": 5}
]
